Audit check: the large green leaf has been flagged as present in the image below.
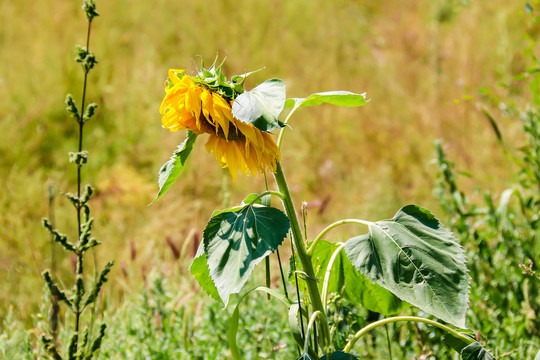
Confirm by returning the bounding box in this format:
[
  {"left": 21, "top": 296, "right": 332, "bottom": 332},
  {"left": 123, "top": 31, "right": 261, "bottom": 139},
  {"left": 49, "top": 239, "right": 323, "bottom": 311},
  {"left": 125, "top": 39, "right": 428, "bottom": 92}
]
[
  {"left": 344, "top": 205, "right": 470, "bottom": 328},
  {"left": 284, "top": 91, "right": 368, "bottom": 109},
  {"left": 151, "top": 131, "right": 197, "bottom": 204},
  {"left": 461, "top": 342, "right": 495, "bottom": 360},
  {"left": 189, "top": 242, "right": 220, "bottom": 301},
  {"left": 231, "top": 79, "right": 286, "bottom": 132},
  {"left": 203, "top": 204, "right": 290, "bottom": 305},
  {"left": 307, "top": 240, "right": 409, "bottom": 315}
]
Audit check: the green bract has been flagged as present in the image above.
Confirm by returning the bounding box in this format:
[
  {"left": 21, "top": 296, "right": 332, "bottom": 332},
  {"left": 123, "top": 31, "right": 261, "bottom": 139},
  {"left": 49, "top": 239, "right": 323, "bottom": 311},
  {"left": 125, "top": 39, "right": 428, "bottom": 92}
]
[{"left": 177, "top": 57, "right": 265, "bottom": 101}]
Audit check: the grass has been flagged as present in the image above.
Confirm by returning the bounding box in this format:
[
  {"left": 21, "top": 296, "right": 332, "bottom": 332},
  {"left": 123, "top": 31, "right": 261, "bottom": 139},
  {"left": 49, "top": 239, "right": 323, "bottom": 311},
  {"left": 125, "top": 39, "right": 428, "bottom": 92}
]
[{"left": 0, "top": 0, "right": 536, "bottom": 341}]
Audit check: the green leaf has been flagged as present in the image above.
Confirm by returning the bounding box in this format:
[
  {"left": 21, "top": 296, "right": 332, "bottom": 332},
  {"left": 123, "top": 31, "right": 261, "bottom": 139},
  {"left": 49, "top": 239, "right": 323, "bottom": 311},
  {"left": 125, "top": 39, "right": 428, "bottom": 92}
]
[
  {"left": 344, "top": 205, "right": 470, "bottom": 328},
  {"left": 442, "top": 329, "right": 476, "bottom": 353},
  {"left": 534, "top": 349, "right": 540, "bottom": 360},
  {"left": 310, "top": 240, "right": 409, "bottom": 315},
  {"left": 319, "top": 351, "right": 359, "bottom": 360},
  {"left": 231, "top": 79, "right": 286, "bottom": 132},
  {"left": 288, "top": 303, "right": 306, "bottom": 349},
  {"left": 151, "top": 131, "right": 197, "bottom": 204},
  {"left": 284, "top": 91, "right": 368, "bottom": 109},
  {"left": 203, "top": 204, "right": 290, "bottom": 305},
  {"left": 479, "top": 107, "right": 503, "bottom": 145},
  {"left": 461, "top": 342, "right": 495, "bottom": 360},
  {"left": 189, "top": 242, "right": 220, "bottom": 301}
]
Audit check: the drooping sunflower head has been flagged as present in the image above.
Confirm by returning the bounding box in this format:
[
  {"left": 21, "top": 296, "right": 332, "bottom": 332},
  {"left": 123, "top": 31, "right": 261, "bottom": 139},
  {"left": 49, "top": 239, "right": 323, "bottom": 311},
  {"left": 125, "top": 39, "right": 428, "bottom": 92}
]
[{"left": 159, "top": 59, "right": 284, "bottom": 180}]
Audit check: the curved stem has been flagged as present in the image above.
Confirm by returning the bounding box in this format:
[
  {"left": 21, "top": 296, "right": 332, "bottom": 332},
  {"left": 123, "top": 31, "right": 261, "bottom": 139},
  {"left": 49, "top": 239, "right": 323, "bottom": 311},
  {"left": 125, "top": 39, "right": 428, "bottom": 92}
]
[
  {"left": 273, "top": 162, "right": 330, "bottom": 352},
  {"left": 343, "top": 316, "right": 475, "bottom": 353},
  {"left": 308, "top": 219, "right": 371, "bottom": 256},
  {"left": 303, "top": 311, "right": 324, "bottom": 355},
  {"left": 277, "top": 106, "right": 297, "bottom": 149},
  {"left": 321, "top": 243, "right": 345, "bottom": 310},
  {"left": 249, "top": 190, "right": 285, "bottom": 205}
]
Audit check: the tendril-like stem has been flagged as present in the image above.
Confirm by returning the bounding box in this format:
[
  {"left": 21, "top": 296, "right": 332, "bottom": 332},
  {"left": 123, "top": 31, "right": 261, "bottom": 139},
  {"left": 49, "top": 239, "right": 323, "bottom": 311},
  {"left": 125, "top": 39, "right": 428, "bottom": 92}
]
[
  {"left": 308, "top": 219, "right": 371, "bottom": 257},
  {"left": 342, "top": 316, "right": 474, "bottom": 353}
]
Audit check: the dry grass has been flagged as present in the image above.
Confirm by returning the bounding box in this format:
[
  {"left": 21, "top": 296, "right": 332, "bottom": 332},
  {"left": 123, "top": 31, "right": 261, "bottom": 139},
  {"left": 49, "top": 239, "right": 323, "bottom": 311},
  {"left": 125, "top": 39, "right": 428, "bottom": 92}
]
[{"left": 0, "top": 0, "right": 534, "bottom": 323}]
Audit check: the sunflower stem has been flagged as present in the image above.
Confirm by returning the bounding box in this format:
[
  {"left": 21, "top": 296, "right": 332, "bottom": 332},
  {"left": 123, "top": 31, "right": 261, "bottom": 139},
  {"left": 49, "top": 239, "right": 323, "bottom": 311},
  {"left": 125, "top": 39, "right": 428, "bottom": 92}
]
[{"left": 273, "top": 162, "right": 330, "bottom": 354}]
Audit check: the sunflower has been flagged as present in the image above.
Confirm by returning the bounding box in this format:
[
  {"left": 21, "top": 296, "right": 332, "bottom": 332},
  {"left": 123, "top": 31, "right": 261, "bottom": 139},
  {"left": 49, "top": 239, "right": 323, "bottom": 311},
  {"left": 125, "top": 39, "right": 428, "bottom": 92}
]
[{"left": 159, "top": 68, "right": 280, "bottom": 180}]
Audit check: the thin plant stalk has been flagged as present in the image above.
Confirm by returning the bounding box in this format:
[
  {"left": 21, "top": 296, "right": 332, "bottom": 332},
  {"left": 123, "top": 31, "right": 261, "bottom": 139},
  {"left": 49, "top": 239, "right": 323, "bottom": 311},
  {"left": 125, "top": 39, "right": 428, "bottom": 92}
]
[
  {"left": 47, "top": 184, "right": 59, "bottom": 342},
  {"left": 263, "top": 173, "right": 289, "bottom": 300},
  {"left": 73, "top": 17, "right": 94, "bottom": 350},
  {"left": 308, "top": 219, "right": 370, "bottom": 256},
  {"left": 343, "top": 316, "right": 475, "bottom": 353}
]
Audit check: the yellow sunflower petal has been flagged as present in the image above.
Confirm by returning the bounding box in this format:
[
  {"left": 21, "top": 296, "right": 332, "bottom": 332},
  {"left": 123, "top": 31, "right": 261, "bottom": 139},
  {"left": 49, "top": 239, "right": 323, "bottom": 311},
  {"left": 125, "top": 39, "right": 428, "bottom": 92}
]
[{"left": 167, "top": 69, "right": 185, "bottom": 85}]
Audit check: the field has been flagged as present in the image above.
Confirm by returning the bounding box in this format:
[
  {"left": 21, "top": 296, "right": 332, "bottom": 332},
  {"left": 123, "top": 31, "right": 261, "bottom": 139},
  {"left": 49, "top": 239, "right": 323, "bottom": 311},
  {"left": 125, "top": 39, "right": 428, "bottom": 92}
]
[{"left": 0, "top": 0, "right": 538, "bottom": 359}]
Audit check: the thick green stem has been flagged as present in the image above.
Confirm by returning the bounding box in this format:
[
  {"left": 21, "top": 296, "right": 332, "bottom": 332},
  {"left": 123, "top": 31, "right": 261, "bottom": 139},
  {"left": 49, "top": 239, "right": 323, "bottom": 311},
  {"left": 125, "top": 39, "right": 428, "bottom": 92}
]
[
  {"left": 273, "top": 162, "right": 330, "bottom": 352},
  {"left": 343, "top": 316, "right": 475, "bottom": 353}
]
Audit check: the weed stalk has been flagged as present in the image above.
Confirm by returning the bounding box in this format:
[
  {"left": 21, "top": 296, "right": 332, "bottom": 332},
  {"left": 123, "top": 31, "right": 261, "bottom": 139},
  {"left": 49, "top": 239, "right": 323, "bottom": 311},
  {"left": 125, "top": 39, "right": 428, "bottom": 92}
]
[{"left": 40, "top": 2, "right": 113, "bottom": 359}]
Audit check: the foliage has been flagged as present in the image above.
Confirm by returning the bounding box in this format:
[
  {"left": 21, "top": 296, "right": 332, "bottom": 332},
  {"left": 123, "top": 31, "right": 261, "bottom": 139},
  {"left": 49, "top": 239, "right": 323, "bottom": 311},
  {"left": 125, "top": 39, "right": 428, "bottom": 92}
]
[
  {"left": 433, "top": 6, "right": 540, "bottom": 357},
  {"left": 1, "top": 273, "right": 300, "bottom": 360},
  {"left": 434, "top": 99, "right": 540, "bottom": 359}
]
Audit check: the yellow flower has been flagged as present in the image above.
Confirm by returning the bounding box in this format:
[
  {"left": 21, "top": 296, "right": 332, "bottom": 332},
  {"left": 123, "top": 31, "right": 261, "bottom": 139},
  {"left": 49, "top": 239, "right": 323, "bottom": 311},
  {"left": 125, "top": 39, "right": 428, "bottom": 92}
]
[{"left": 160, "top": 69, "right": 280, "bottom": 180}]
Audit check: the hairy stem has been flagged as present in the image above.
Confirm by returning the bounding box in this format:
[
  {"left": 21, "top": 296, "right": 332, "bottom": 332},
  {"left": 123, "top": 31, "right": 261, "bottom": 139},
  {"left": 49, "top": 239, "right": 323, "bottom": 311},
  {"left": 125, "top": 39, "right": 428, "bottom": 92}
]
[
  {"left": 273, "top": 162, "right": 330, "bottom": 352},
  {"left": 74, "top": 17, "right": 93, "bottom": 354}
]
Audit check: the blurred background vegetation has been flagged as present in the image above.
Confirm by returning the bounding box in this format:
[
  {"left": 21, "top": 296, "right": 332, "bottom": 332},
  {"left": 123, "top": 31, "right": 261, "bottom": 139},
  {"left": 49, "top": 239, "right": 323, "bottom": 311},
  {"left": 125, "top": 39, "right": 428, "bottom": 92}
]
[{"left": 0, "top": 0, "right": 538, "bottom": 358}]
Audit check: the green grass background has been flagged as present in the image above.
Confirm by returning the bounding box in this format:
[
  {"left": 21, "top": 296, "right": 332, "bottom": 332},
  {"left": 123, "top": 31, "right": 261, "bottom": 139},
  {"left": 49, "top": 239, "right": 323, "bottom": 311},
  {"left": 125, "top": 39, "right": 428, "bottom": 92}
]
[{"left": 0, "top": 0, "right": 535, "bottom": 325}]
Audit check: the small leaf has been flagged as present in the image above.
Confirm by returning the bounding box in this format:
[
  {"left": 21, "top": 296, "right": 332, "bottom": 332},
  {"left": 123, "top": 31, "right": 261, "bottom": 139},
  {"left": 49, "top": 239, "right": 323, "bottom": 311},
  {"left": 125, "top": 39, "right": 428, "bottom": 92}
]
[
  {"left": 83, "top": 261, "right": 114, "bottom": 308},
  {"left": 151, "top": 131, "right": 198, "bottom": 204},
  {"left": 232, "top": 79, "right": 286, "bottom": 132},
  {"left": 319, "top": 351, "right": 359, "bottom": 360},
  {"left": 345, "top": 205, "right": 470, "bottom": 328},
  {"left": 461, "top": 342, "right": 495, "bottom": 360},
  {"left": 443, "top": 329, "right": 476, "bottom": 353},
  {"left": 479, "top": 107, "right": 503, "bottom": 145},
  {"left": 189, "top": 242, "right": 221, "bottom": 301},
  {"left": 288, "top": 303, "right": 307, "bottom": 349},
  {"left": 284, "top": 91, "right": 368, "bottom": 109},
  {"left": 203, "top": 204, "right": 290, "bottom": 305}
]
